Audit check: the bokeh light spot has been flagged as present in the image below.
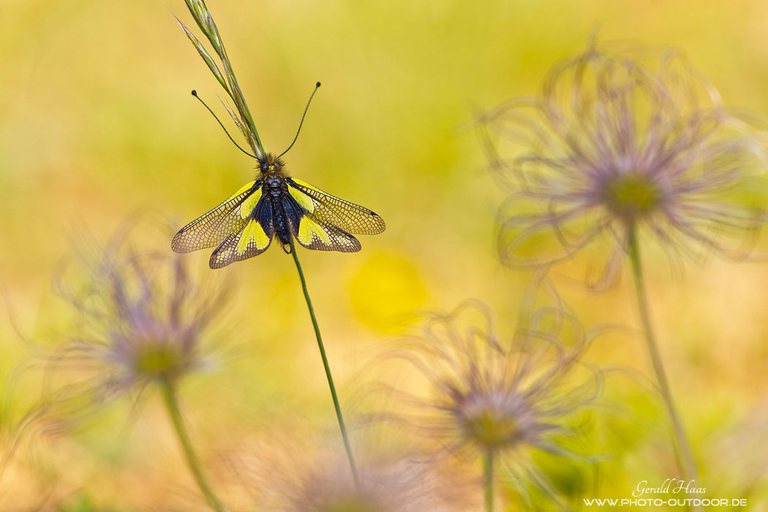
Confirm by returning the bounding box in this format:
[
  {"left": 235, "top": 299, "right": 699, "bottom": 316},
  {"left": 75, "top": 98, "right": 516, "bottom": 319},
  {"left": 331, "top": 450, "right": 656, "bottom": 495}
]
[{"left": 348, "top": 251, "right": 429, "bottom": 333}]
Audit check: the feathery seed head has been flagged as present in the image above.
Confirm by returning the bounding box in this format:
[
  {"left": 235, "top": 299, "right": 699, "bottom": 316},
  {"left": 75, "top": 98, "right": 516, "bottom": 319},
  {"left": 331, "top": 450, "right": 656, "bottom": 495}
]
[
  {"left": 33, "top": 240, "right": 227, "bottom": 429},
  {"left": 483, "top": 44, "right": 768, "bottom": 285},
  {"left": 385, "top": 300, "right": 601, "bottom": 504},
  {"left": 224, "top": 433, "right": 464, "bottom": 512},
  {"left": 96, "top": 252, "right": 219, "bottom": 388}
]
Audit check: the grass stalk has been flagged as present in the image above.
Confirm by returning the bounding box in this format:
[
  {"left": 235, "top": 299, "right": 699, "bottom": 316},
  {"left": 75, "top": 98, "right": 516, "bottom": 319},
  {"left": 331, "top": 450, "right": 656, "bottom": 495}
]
[
  {"left": 288, "top": 238, "right": 360, "bottom": 490},
  {"left": 484, "top": 450, "right": 495, "bottom": 512},
  {"left": 627, "top": 226, "right": 697, "bottom": 484},
  {"left": 160, "top": 380, "right": 225, "bottom": 512}
]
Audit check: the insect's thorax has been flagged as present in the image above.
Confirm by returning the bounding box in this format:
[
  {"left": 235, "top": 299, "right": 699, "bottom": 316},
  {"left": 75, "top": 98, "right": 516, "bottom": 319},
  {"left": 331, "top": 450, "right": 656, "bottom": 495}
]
[
  {"left": 263, "top": 172, "right": 286, "bottom": 198},
  {"left": 260, "top": 171, "right": 292, "bottom": 246}
]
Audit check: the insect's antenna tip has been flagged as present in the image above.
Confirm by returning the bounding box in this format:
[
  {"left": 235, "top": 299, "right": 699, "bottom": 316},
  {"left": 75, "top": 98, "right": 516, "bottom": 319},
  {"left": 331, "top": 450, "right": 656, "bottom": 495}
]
[
  {"left": 190, "top": 89, "right": 258, "bottom": 159},
  {"left": 277, "top": 82, "right": 322, "bottom": 158}
]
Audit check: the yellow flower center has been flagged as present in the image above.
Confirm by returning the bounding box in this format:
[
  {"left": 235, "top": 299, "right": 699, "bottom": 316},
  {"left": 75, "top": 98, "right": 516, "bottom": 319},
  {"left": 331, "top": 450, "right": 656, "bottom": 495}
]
[
  {"left": 134, "top": 343, "right": 183, "bottom": 378},
  {"left": 604, "top": 173, "right": 662, "bottom": 219},
  {"left": 455, "top": 392, "right": 530, "bottom": 450},
  {"left": 461, "top": 407, "right": 523, "bottom": 449},
  {"left": 318, "top": 498, "right": 381, "bottom": 512}
]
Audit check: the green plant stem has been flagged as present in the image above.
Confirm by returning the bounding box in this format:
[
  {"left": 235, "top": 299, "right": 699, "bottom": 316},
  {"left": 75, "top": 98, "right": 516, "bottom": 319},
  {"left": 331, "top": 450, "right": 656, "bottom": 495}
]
[
  {"left": 160, "top": 380, "right": 224, "bottom": 512},
  {"left": 627, "top": 226, "right": 697, "bottom": 484},
  {"left": 288, "top": 238, "right": 361, "bottom": 490},
  {"left": 484, "top": 450, "right": 495, "bottom": 512}
]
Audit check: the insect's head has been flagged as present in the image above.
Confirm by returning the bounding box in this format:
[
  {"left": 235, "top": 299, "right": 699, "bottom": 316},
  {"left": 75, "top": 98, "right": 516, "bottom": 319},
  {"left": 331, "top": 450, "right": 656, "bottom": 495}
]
[{"left": 258, "top": 153, "right": 285, "bottom": 174}]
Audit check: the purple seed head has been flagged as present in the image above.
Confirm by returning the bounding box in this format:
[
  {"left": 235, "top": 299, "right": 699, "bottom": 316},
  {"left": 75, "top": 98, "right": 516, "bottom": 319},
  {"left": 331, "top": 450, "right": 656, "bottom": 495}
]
[{"left": 483, "top": 45, "right": 768, "bottom": 286}]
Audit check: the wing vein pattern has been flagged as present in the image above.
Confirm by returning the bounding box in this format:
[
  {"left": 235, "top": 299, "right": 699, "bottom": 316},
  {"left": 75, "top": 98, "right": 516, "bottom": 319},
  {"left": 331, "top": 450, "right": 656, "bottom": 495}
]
[
  {"left": 287, "top": 178, "right": 385, "bottom": 235},
  {"left": 172, "top": 180, "right": 261, "bottom": 253}
]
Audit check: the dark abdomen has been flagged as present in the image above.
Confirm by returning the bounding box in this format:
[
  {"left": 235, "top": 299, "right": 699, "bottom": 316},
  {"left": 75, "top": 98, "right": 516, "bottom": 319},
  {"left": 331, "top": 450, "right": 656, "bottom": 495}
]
[{"left": 271, "top": 194, "right": 292, "bottom": 246}]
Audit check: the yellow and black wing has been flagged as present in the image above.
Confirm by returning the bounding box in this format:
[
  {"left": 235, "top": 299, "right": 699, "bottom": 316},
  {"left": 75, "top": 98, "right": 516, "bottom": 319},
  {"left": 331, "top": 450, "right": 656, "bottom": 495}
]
[
  {"left": 283, "top": 196, "right": 362, "bottom": 252},
  {"left": 285, "top": 178, "right": 385, "bottom": 235},
  {"left": 210, "top": 195, "right": 275, "bottom": 268},
  {"left": 172, "top": 180, "right": 262, "bottom": 253}
]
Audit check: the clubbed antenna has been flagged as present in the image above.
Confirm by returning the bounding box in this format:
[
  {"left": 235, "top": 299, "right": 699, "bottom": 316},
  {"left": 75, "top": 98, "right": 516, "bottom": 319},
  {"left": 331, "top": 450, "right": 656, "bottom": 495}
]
[
  {"left": 191, "top": 90, "right": 257, "bottom": 159},
  {"left": 177, "top": 0, "right": 265, "bottom": 157},
  {"left": 278, "top": 82, "right": 322, "bottom": 159}
]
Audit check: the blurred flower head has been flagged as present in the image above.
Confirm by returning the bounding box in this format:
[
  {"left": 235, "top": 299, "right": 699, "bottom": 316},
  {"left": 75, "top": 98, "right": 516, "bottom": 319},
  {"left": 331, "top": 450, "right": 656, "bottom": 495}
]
[
  {"left": 220, "top": 431, "right": 467, "bottom": 512},
  {"left": 482, "top": 44, "right": 768, "bottom": 286},
  {"left": 97, "top": 258, "right": 214, "bottom": 387},
  {"left": 34, "top": 239, "right": 228, "bottom": 428},
  {"left": 386, "top": 300, "right": 602, "bottom": 504},
  {"left": 278, "top": 456, "right": 432, "bottom": 512}
]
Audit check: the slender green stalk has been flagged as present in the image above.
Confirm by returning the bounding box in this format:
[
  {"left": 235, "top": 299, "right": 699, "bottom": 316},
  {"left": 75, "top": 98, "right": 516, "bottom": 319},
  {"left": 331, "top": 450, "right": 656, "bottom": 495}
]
[
  {"left": 182, "top": 0, "right": 265, "bottom": 156},
  {"left": 288, "top": 238, "right": 360, "bottom": 490},
  {"left": 160, "top": 380, "right": 225, "bottom": 512},
  {"left": 626, "top": 226, "right": 697, "bottom": 483},
  {"left": 484, "top": 450, "right": 495, "bottom": 512}
]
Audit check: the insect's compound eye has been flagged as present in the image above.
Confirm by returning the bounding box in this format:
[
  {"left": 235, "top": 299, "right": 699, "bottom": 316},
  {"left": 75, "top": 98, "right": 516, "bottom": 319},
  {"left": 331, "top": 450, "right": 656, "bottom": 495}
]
[
  {"left": 274, "top": 162, "right": 282, "bottom": 169},
  {"left": 260, "top": 163, "right": 269, "bottom": 172}
]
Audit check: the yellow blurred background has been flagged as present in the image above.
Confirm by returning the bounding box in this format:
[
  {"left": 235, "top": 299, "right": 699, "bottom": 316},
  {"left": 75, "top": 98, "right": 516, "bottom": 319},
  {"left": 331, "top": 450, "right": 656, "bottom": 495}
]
[{"left": 2, "top": 0, "right": 768, "bottom": 509}]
